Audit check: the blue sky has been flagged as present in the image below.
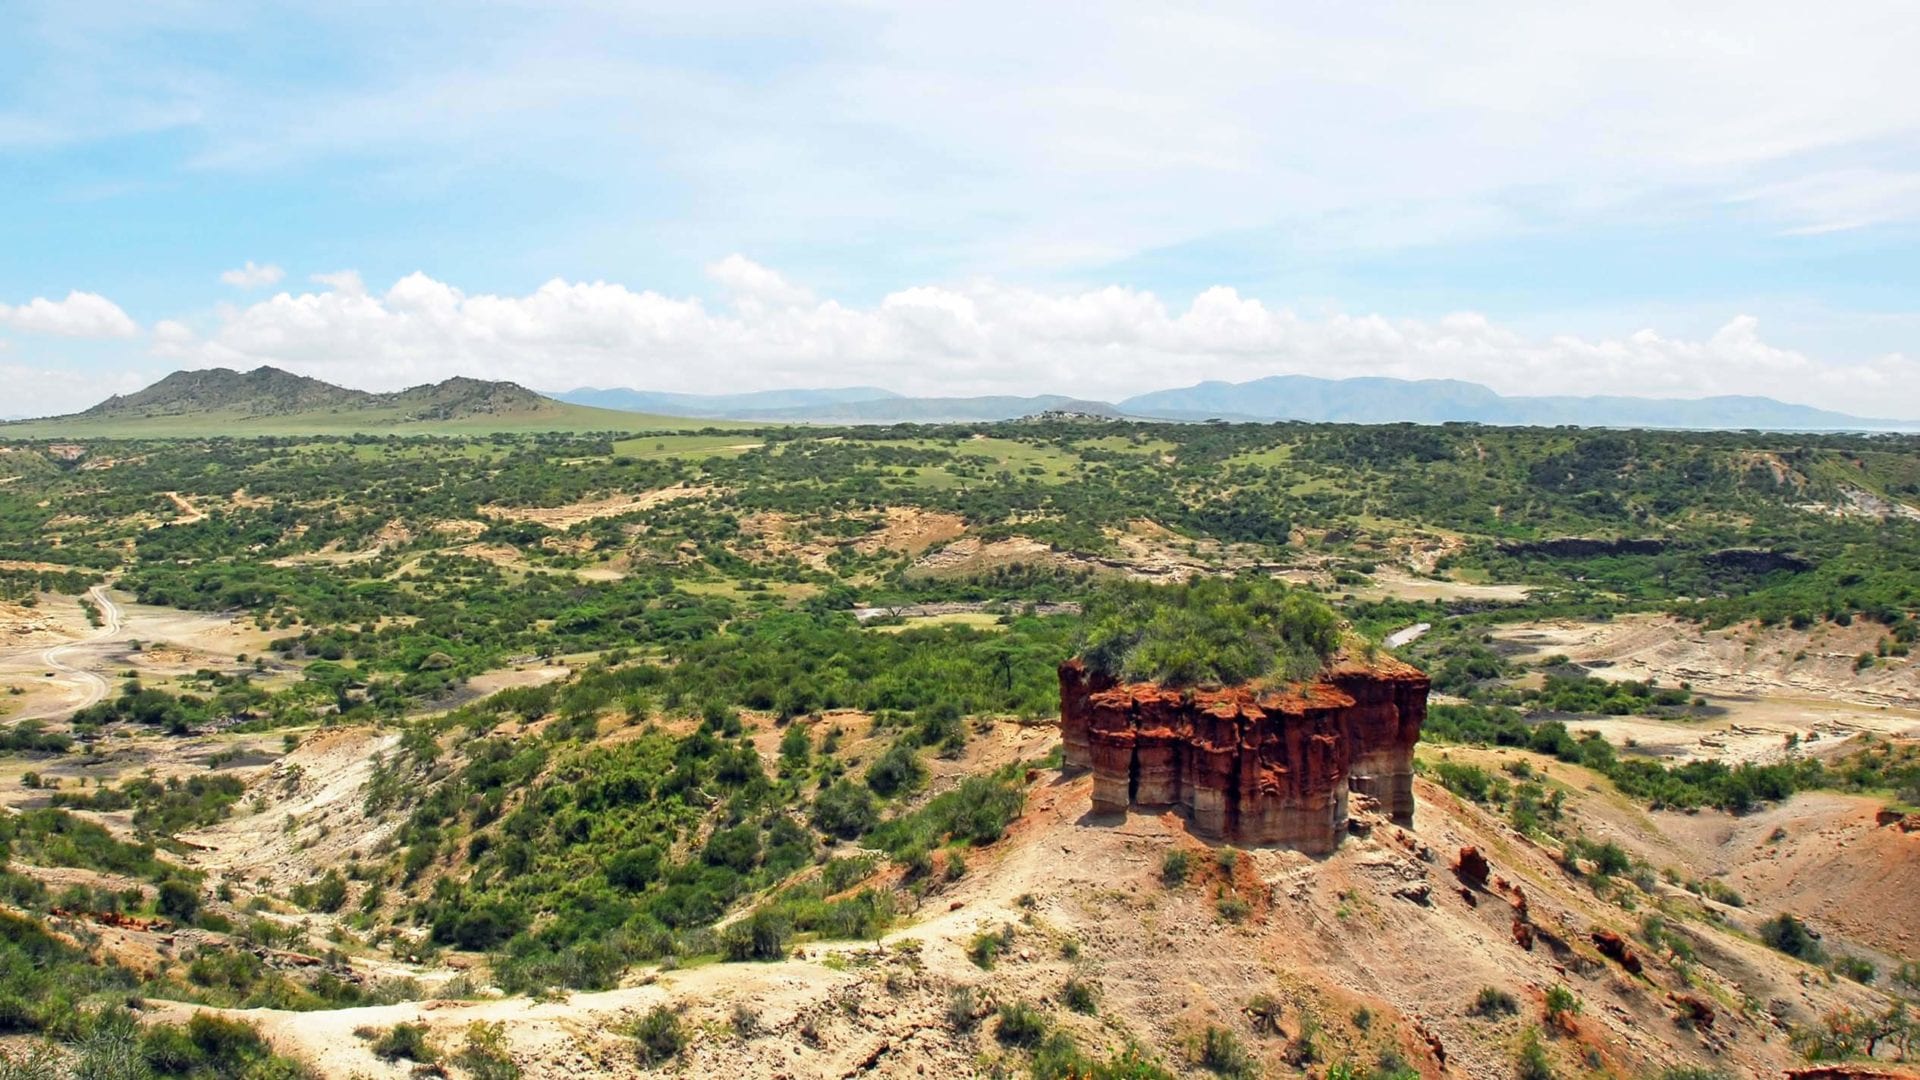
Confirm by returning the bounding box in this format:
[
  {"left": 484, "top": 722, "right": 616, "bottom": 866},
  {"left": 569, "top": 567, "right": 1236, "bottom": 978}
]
[{"left": 3, "top": 1, "right": 1918, "bottom": 417}]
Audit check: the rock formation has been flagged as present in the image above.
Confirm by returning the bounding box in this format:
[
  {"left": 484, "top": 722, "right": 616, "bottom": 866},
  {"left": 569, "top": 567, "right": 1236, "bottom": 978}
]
[{"left": 1058, "top": 651, "right": 1428, "bottom": 854}]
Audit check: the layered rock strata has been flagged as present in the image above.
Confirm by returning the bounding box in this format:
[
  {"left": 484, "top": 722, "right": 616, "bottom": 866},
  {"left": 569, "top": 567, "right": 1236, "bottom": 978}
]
[{"left": 1058, "top": 653, "right": 1428, "bottom": 854}]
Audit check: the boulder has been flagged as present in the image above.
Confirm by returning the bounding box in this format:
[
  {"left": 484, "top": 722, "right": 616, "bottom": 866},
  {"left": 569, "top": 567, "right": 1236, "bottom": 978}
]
[
  {"left": 1591, "top": 929, "right": 1644, "bottom": 975},
  {"left": 1455, "top": 846, "right": 1491, "bottom": 888}
]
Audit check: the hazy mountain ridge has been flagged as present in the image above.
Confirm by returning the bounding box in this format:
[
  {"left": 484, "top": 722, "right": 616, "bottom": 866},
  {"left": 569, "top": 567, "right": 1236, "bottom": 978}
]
[
  {"left": 558, "top": 385, "right": 901, "bottom": 416},
  {"left": 1118, "top": 375, "right": 1909, "bottom": 430},
  {"left": 15, "top": 367, "right": 1917, "bottom": 433},
  {"left": 558, "top": 374, "right": 1917, "bottom": 430}
]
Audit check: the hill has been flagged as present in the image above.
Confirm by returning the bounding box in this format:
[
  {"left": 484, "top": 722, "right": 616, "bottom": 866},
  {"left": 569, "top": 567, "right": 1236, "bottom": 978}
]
[
  {"left": 2, "top": 366, "right": 737, "bottom": 436},
  {"left": 1120, "top": 375, "right": 1915, "bottom": 430},
  {"left": 557, "top": 385, "right": 901, "bottom": 417},
  {"left": 557, "top": 374, "right": 1917, "bottom": 430}
]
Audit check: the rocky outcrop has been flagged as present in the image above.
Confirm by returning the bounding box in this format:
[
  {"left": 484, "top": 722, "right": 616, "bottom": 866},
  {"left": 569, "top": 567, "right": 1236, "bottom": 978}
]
[
  {"left": 1058, "top": 652, "right": 1428, "bottom": 854},
  {"left": 1592, "top": 929, "right": 1643, "bottom": 975},
  {"left": 1455, "top": 847, "right": 1491, "bottom": 888}
]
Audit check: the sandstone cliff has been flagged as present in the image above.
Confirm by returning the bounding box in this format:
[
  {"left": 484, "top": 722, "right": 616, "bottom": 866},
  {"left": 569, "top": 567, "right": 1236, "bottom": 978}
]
[{"left": 1058, "top": 652, "right": 1428, "bottom": 854}]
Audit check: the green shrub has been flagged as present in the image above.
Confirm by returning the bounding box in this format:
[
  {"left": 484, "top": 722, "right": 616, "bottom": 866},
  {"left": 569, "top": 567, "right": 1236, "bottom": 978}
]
[
  {"left": 1195, "top": 1024, "right": 1255, "bottom": 1078},
  {"left": 1161, "top": 849, "right": 1191, "bottom": 887},
  {"left": 864, "top": 742, "right": 927, "bottom": 797},
  {"left": 811, "top": 781, "right": 880, "bottom": 839},
  {"left": 947, "top": 986, "right": 982, "bottom": 1031},
  {"left": 969, "top": 925, "right": 1014, "bottom": 970},
  {"left": 1543, "top": 985, "right": 1580, "bottom": 1022},
  {"left": 453, "top": 1020, "right": 521, "bottom": 1080},
  {"left": 631, "top": 1005, "right": 684, "bottom": 1066},
  {"left": 1062, "top": 978, "right": 1097, "bottom": 1015},
  {"left": 1472, "top": 987, "right": 1519, "bottom": 1018},
  {"left": 1758, "top": 913, "right": 1827, "bottom": 963},
  {"left": 369, "top": 1022, "right": 436, "bottom": 1063},
  {"left": 1833, "top": 955, "right": 1876, "bottom": 985},
  {"left": 995, "top": 1001, "right": 1048, "bottom": 1048},
  {"left": 721, "top": 911, "right": 792, "bottom": 962},
  {"left": 1517, "top": 1027, "right": 1553, "bottom": 1080}
]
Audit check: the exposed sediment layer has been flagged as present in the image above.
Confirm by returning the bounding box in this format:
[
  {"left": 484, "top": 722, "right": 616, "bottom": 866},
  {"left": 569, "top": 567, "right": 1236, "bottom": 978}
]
[{"left": 1059, "top": 653, "right": 1428, "bottom": 854}]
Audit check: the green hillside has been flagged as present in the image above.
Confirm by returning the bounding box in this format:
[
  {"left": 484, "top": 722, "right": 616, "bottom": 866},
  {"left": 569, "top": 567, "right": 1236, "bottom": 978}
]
[{"left": 0, "top": 366, "right": 746, "bottom": 436}]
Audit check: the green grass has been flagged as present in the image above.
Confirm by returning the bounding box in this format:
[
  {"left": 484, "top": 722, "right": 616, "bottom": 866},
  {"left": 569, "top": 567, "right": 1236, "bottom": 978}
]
[
  {"left": 1223, "top": 443, "right": 1296, "bottom": 467},
  {"left": 610, "top": 434, "right": 764, "bottom": 459},
  {"left": 0, "top": 401, "right": 744, "bottom": 438}
]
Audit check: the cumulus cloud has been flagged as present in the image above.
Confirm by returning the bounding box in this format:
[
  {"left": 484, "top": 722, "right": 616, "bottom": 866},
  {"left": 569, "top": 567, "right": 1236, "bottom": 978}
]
[
  {"left": 219, "top": 260, "right": 286, "bottom": 289},
  {"left": 0, "top": 363, "right": 151, "bottom": 418},
  {"left": 0, "top": 291, "right": 139, "bottom": 338},
  {"left": 145, "top": 258, "right": 1920, "bottom": 418}
]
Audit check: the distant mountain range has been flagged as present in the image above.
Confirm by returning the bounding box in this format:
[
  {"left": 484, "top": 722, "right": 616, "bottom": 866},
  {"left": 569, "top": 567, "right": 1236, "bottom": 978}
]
[
  {"left": 559, "top": 386, "right": 1123, "bottom": 424},
  {"left": 4, "top": 367, "right": 1913, "bottom": 436},
  {"left": 558, "top": 375, "right": 1916, "bottom": 431}
]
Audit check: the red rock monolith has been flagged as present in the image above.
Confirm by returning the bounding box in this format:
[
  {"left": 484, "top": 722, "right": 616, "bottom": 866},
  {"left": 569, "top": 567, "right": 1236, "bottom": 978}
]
[{"left": 1058, "top": 651, "right": 1428, "bottom": 854}]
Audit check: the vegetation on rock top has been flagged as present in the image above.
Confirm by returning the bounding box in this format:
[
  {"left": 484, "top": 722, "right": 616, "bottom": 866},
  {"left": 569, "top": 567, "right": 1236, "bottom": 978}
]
[{"left": 1077, "top": 577, "right": 1343, "bottom": 687}]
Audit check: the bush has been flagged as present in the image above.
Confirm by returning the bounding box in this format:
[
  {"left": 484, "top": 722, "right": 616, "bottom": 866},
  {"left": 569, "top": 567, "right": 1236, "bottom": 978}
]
[
  {"left": 1543, "top": 985, "right": 1580, "bottom": 1023},
  {"left": 969, "top": 925, "right": 1014, "bottom": 970},
  {"left": 1062, "top": 978, "right": 1097, "bottom": 1015},
  {"left": 631, "top": 1006, "right": 684, "bottom": 1066},
  {"left": 1196, "top": 1024, "right": 1255, "bottom": 1078},
  {"left": 947, "top": 986, "right": 983, "bottom": 1031},
  {"left": 721, "top": 911, "right": 792, "bottom": 962},
  {"left": 1472, "top": 987, "right": 1520, "bottom": 1018},
  {"left": 1833, "top": 955, "right": 1877, "bottom": 985},
  {"left": 1517, "top": 1027, "right": 1553, "bottom": 1080},
  {"left": 1758, "top": 914, "right": 1827, "bottom": 963},
  {"left": 453, "top": 1021, "right": 520, "bottom": 1080},
  {"left": 155, "top": 879, "right": 199, "bottom": 923},
  {"left": 864, "top": 742, "right": 927, "bottom": 797},
  {"left": 1216, "top": 893, "right": 1251, "bottom": 923},
  {"left": 811, "top": 781, "right": 880, "bottom": 839},
  {"left": 995, "top": 1001, "right": 1048, "bottom": 1047},
  {"left": 1161, "top": 849, "right": 1191, "bottom": 887},
  {"left": 369, "top": 1022, "right": 436, "bottom": 1063}
]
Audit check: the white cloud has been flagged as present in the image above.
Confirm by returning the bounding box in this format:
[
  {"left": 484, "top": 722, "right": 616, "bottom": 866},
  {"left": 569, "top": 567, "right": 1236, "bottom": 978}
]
[
  {"left": 147, "top": 260, "right": 1920, "bottom": 419},
  {"left": 310, "top": 270, "right": 367, "bottom": 296},
  {"left": 0, "top": 363, "right": 151, "bottom": 418},
  {"left": 0, "top": 291, "right": 139, "bottom": 338},
  {"left": 219, "top": 260, "right": 285, "bottom": 289}
]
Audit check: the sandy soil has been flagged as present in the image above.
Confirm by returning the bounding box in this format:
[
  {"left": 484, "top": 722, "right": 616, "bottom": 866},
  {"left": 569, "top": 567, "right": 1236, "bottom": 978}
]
[
  {"left": 481, "top": 484, "right": 714, "bottom": 529},
  {"left": 182, "top": 726, "right": 405, "bottom": 895},
  {"left": 1352, "top": 570, "right": 1535, "bottom": 604},
  {"left": 0, "top": 585, "right": 120, "bottom": 723},
  {"left": 131, "top": 758, "right": 1908, "bottom": 1080},
  {"left": 1488, "top": 615, "right": 1920, "bottom": 763},
  {"left": 852, "top": 507, "right": 968, "bottom": 556},
  {"left": 160, "top": 491, "right": 207, "bottom": 526}
]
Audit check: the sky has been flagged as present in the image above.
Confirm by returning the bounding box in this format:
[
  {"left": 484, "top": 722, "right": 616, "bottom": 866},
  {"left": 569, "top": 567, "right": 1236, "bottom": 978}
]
[{"left": 4, "top": 1, "right": 1919, "bottom": 418}]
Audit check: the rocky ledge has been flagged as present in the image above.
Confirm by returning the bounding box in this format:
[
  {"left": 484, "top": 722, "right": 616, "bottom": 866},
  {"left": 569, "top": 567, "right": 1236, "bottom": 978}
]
[{"left": 1059, "top": 652, "right": 1428, "bottom": 854}]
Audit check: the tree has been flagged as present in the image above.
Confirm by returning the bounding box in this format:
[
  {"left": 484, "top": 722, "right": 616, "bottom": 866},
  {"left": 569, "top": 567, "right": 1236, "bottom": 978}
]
[{"left": 156, "top": 879, "right": 199, "bottom": 923}]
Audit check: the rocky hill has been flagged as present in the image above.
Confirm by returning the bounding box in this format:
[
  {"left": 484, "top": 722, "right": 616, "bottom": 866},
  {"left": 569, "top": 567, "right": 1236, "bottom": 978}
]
[
  {"left": 80, "top": 366, "right": 375, "bottom": 418},
  {"left": 77, "top": 366, "right": 546, "bottom": 423}
]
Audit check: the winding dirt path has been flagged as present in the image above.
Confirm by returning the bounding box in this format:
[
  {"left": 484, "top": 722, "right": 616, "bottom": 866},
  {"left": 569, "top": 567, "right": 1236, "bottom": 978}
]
[{"left": 8, "top": 584, "right": 120, "bottom": 723}]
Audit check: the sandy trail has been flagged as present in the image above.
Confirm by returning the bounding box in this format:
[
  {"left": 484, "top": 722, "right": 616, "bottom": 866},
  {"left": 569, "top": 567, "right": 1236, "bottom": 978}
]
[
  {"left": 160, "top": 491, "right": 207, "bottom": 525},
  {"left": 6, "top": 584, "right": 120, "bottom": 723}
]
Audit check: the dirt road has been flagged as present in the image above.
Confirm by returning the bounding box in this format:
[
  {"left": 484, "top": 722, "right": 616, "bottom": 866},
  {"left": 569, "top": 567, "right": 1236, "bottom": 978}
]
[{"left": 8, "top": 584, "right": 120, "bottom": 723}]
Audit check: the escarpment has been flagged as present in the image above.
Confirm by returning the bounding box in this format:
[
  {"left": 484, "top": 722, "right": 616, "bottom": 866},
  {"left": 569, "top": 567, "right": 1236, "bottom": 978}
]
[{"left": 1058, "top": 652, "right": 1428, "bottom": 854}]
